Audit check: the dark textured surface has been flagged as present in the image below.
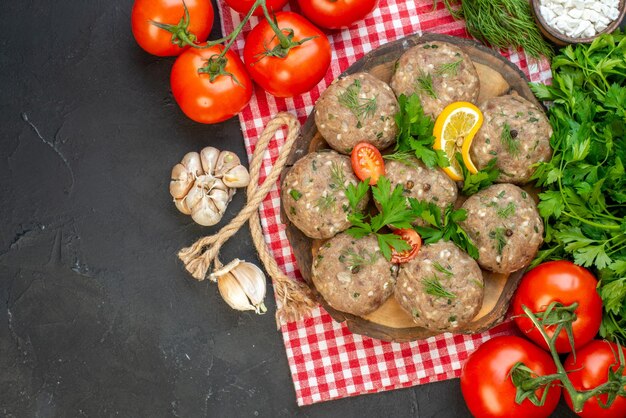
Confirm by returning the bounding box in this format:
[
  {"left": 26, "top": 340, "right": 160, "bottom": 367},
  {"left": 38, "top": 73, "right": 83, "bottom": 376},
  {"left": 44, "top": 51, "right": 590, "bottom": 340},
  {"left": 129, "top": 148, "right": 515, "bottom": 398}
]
[{"left": 0, "top": 1, "right": 599, "bottom": 417}]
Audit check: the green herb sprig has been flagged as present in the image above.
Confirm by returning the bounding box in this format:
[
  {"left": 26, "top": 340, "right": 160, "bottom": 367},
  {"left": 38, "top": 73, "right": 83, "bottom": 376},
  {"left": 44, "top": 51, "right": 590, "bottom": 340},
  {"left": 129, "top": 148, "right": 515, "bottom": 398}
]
[
  {"left": 423, "top": 275, "right": 457, "bottom": 299},
  {"left": 528, "top": 33, "right": 626, "bottom": 343},
  {"left": 415, "top": 72, "right": 438, "bottom": 99},
  {"left": 344, "top": 176, "right": 416, "bottom": 260},
  {"left": 409, "top": 199, "right": 479, "bottom": 259},
  {"left": 501, "top": 122, "right": 521, "bottom": 156},
  {"left": 455, "top": 153, "right": 500, "bottom": 195},
  {"left": 436, "top": 0, "right": 553, "bottom": 59},
  {"left": 435, "top": 59, "right": 463, "bottom": 76},
  {"left": 385, "top": 94, "right": 449, "bottom": 169}
]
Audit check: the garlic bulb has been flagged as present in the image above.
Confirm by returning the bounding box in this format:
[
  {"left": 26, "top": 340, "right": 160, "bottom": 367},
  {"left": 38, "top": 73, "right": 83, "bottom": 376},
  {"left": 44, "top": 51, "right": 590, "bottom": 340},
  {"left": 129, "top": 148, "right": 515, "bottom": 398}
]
[
  {"left": 170, "top": 147, "right": 250, "bottom": 226},
  {"left": 214, "top": 260, "right": 267, "bottom": 314}
]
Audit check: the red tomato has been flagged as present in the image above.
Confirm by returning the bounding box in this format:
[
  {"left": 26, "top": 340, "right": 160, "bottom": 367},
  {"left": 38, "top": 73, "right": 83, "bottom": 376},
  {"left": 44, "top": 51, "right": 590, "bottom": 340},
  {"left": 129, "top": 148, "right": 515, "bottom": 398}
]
[
  {"left": 131, "top": 0, "right": 214, "bottom": 57},
  {"left": 512, "top": 261, "right": 602, "bottom": 353},
  {"left": 350, "top": 142, "right": 385, "bottom": 185},
  {"left": 564, "top": 340, "right": 626, "bottom": 417},
  {"left": 171, "top": 46, "right": 253, "bottom": 124},
  {"left": 390, "top": 229, "right": 421, "bottom": 263},
  {"left": 243, "top": 12, "right": 331, "bottom": 98},
  {"left": 297, "top": 0, "right": 378, "bottom": 29},
  {"left": 224, "top": 0, "right": 288, "bottom": 16},
  {"left": 461, "top": 336, "right": 561, "bottom": 418}
]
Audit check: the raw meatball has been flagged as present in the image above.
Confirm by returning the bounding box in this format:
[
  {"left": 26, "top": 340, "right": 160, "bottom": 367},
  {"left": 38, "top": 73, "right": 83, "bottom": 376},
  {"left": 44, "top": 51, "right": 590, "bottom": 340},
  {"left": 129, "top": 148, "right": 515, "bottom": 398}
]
[
  {"left": 390, "top": 41, "right": 480, "bottom": 118},
  {"left": 282, "top": 151, "right": 368, "bottom": 239},
  {"left": 384, "top": 158, "right": 457, "bottom": 224},
  {"left": 312, "top": 233, "right": 396, "bottom": 316},
  {"left": 315, "top": 73, "right": 399, "bottom": 154},
  {"left": 471, "top": 94, "right": 552, "bottom": 184},
  {"left": 395, "top": 241, "right": 483, "bottom": 331},
  {"left": 460, "top": 184, "right": 543, "bottom": 273}
]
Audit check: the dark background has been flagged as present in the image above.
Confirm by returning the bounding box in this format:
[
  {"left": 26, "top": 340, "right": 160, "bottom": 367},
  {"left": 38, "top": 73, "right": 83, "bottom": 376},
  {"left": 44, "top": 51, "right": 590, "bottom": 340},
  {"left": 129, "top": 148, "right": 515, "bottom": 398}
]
[{"left": 2, "top": 1, "right": 618, "bottom": 416}]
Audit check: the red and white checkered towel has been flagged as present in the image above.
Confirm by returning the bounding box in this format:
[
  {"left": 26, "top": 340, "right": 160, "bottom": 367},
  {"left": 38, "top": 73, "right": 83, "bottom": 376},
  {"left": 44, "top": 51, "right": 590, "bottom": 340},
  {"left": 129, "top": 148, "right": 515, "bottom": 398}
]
[{"left": 218, "top": 0, "right": 552, "bottom": 406}]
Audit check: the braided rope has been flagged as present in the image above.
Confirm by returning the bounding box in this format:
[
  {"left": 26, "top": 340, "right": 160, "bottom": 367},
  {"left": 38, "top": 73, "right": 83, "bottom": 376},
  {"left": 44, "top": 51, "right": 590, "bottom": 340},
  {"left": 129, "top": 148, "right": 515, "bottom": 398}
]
[{"left": 178, "top": 112, "right": 316, "bottom": 326}]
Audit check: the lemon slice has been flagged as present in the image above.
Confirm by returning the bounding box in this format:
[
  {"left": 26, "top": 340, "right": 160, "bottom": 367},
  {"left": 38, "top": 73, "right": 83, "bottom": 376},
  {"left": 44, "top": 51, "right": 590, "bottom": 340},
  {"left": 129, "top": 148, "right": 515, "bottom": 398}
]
[{"left": 433, "top": 102, "right": 483, "bottom": 181}]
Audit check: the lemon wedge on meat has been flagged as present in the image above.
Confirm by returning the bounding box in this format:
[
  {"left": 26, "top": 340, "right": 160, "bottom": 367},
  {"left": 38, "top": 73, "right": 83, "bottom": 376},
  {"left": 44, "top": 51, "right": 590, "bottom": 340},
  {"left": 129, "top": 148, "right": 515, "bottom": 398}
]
[{"left": 433, "top": 102, "right": 483, "bottom": 181}]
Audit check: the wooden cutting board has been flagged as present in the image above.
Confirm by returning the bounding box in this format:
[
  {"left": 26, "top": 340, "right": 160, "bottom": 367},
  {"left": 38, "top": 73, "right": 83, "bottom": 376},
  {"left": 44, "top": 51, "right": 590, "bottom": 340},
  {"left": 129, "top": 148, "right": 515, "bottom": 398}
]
[{"left": 280, "top": 33, "right": 543, "bottom": 342}]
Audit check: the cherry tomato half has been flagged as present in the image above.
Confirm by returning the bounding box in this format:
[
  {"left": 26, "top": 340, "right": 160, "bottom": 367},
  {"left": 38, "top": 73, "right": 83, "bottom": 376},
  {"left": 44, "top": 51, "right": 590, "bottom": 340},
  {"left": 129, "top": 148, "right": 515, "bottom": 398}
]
[
  {"left": 564, "top": 340, "right": 626, "bottom": 418},
  {"left": 131, "top": 0, "right": 214, "bottom": 57},
  {"left": 351, "top": 142, "right": 385, "bottom": 185},
  {"left": 297, "top": 0, "right": 378, "bottom": 29},
  {"left": 171, "top": 45, "right": 253, "bottom": 124},
  {"left": 243, "top": 12, "right": 331, "bottom": 98},
  {"left": 512, "top": 260, "right": 603, "bottom": 353},
  {"left": 461, "top": 336, "right": 561, "bottom": 418},
  {"left": 224, "top": 0, "right": 288, "bottom": 16},
  {"left": 390, "top": 229, "right": 421, "bottom": 264}
]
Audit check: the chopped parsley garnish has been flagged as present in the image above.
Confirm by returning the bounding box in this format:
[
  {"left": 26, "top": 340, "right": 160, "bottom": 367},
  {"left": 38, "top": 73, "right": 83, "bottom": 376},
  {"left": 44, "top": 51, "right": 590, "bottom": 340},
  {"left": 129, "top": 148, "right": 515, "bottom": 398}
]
[{"left": 290, "top": 189, "right": 302, "bottom": 201}]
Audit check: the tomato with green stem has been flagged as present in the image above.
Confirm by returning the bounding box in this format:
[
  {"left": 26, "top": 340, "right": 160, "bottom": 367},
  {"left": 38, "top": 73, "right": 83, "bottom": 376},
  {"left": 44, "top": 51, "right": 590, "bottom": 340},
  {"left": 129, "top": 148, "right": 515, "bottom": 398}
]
[
  {"left": 512, "top": 261, "right": 602, "bottom": 353},
  {"left": 297, "top": 0, "right": 378, "bottom": 29},
  {"left": 563, "top": 340, "right": 626, "bottom": 418},
  {"left": 171, "top": 45, "right": 253, "bottom": 124},
  {"left": 131, "top": 0, "right": 214, "bottom": 56},
  {"left": 461, "top": 335, "right": 561, "bottom": 418},
  {"left": 224, "top": 0, "right": 288, "bottom": 16},
  {"left": 243, "top": 12, "right": 331, "bottom": 98}
]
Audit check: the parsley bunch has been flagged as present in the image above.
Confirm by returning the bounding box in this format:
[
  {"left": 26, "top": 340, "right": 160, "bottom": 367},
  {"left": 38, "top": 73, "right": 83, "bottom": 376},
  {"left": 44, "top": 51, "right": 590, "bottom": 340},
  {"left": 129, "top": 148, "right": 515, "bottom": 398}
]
[
  {"left": 409, "top": 199, "right": 479, "bottom": 259},
  {"left": 454, "top": 153, "right": 499, "bottom": 195},
  {"left": 529, "top": 33, "right": 626, "bottom": 343},
  {"left": 345, "top": 176, "right": 415, "bottom": 260},
  {"left": 385, "top": 94, "right": 450, "bottom": 169}
]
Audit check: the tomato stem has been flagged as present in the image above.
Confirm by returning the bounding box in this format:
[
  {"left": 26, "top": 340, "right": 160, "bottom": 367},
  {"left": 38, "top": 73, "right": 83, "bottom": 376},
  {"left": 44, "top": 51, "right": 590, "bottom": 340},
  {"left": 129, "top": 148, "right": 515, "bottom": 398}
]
[{"left": 520, "top": 305, "right": 626, "bottom": 413}]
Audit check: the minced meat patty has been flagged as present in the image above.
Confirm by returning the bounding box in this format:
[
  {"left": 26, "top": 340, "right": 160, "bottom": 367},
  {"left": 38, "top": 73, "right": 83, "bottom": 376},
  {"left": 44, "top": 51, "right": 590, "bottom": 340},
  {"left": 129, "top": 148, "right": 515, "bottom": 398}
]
[
  {"left": 312, "top": 233, "right": 397, "bottom": 316},
  {"left": 390, "top": 41, "right": 480, "bottom": 118},
  {"left": 471, "top": 94, "right": 552, "bottom": 185},
  {"left": 460, "top": 183, "right": 543, "bottom": 274},
  {"left": 395, "top": 241, "right": 484, "bottom": 331},
  {"left": 315, "top": 73, "right": 399, "bottom": 154},
  {"left": 282, "top": 150, "right": 368, "bottom": 239},
  {"left": 384, "top": 158, "right": 457, "bottom": 225}
]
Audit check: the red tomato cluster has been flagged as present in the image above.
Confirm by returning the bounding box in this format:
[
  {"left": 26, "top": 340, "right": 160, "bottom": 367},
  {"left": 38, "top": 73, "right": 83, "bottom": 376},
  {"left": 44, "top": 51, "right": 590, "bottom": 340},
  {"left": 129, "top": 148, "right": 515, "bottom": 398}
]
[
  {"left": 131, "top": 0, "right": 379, "bottom": 124},
  {"left": 461, "top": 260, "right": 625, "bottom": 418}
]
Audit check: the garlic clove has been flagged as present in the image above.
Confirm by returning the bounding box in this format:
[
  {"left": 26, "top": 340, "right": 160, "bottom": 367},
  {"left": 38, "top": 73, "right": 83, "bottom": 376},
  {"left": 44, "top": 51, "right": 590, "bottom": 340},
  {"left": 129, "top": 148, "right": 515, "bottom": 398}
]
[
  {"left": 174, "top": 197, "right": 192, "bottom": 215},
  {"left": 229, "top": 262, "right": 267, "bottom": 311},
  {"left": 215, "top": 151, "right": 241, "bottom": 177},
  {"left": 181, "top": 152, "right": 203, "bottom": 177},
  {"left": 170, "top": 163, "right": 195, "bottom": 199},
  {"left": 209, "top": 188, "right": 231, "bottom": 214},
  {"left": 217, "top": 273, "right": 257, "bottom": 312},
  {"left": 222, "top": 165, "right": 251, "bottom": 188},
  {"left": 184, "top": 179, "right": 205, "bottom": 211},
  {"left": 200, "top": 147, "right": 220, "bottom": 176},
  {"left": 190, "top": 197, "right": 222, "bottom": 226}
]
